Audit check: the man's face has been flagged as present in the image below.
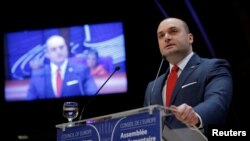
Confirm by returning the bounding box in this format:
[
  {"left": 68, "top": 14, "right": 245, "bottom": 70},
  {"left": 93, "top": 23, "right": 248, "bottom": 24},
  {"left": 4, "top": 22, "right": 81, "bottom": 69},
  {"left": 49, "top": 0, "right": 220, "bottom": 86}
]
[
  {"left": 45, "top": 36, "right": 68, "bottom": 65},
  {"left": 157, "top": 18, "right": 193, "bottom": 59}
]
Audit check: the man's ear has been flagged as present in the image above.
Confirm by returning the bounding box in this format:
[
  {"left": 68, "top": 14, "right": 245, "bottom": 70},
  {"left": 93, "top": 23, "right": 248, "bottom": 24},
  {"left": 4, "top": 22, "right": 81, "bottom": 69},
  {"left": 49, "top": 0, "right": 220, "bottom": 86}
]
[{"left": 188, "top": 33, "right": 194, "bottom": 44}]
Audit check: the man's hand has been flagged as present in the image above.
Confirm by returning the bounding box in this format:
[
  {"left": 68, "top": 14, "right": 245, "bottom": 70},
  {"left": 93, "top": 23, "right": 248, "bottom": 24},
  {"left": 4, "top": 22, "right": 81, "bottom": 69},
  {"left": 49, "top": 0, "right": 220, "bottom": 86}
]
[{"left": 170, "top": 103, "right": 200, "bottom": 127}]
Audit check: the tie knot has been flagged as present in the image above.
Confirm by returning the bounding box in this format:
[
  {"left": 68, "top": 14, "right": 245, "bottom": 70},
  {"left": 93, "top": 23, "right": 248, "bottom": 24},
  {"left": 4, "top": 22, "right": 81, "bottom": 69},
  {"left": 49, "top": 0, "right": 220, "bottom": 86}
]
[
  {"left": 171, "top": 65, "right": 179, "bottom": 72},
  {"left": 57, "top": 67, "right": 61, "bottom": 72}
]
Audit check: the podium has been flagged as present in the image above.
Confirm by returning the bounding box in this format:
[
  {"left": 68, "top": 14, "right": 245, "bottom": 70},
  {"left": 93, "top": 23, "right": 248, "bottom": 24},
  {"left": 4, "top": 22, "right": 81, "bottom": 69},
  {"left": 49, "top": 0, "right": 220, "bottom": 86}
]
[{"left": 56, "top": 105, "right": 207, "bottom": 141}]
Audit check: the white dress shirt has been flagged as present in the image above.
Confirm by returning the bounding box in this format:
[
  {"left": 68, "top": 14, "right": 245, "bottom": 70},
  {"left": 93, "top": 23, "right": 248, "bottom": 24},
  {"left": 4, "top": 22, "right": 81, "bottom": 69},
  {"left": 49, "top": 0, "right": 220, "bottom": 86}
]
[{"left": 50, "top": 59, "right": 68, "bottom": 96}]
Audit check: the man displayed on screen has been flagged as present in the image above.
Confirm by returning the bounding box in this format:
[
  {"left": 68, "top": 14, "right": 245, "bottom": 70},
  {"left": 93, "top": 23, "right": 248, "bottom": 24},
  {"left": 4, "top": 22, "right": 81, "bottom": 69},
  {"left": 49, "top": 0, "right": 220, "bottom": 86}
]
[{"left": 27, "top": 35, "right": 97, "bottom": 100}]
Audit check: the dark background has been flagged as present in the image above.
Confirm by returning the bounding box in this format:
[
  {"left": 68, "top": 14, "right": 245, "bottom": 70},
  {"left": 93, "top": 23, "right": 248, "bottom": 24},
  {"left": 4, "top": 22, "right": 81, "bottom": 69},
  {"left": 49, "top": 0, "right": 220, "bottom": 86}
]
[{"left": 0, "top": 0, "right": 249, "bottom": 140}]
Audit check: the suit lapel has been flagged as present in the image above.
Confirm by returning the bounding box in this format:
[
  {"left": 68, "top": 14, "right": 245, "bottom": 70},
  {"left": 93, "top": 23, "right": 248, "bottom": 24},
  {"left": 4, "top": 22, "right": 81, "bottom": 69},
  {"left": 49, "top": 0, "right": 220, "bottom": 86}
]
[
  {"left": 169, "top": 54, "right": 201, "bottom": 105},
  {"left": 45, "top": 66, "right": 55, "bottom": 98},
  {"left": 61, "top": 62, "right": 75, "bottom": 96},
  {"left": 61, "top": 64, "right": 70, "bottom": 96},
  {"left": 153, "top": 72, "right": 168, "bottom": 105}
]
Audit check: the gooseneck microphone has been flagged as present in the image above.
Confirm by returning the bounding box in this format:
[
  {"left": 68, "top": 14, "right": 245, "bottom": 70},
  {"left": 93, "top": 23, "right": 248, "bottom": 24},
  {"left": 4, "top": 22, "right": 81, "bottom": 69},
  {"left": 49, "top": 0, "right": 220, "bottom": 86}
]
[
  {"left": 78, "top": 66, "right": 120, "bottom": 120},
  {"left": 148, "top": 56, "right": 165, "bottom": 106}
]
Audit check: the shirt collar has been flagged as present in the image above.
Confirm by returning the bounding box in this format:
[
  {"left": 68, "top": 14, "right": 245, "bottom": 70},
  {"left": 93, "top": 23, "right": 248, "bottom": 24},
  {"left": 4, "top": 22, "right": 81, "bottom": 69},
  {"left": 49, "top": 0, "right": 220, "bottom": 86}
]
[
  {"left": 50, "top": 59, "right": 68, "bottom": 73},
  {"left": 169, "top": 52, "right": 194, "bottom": 71}
]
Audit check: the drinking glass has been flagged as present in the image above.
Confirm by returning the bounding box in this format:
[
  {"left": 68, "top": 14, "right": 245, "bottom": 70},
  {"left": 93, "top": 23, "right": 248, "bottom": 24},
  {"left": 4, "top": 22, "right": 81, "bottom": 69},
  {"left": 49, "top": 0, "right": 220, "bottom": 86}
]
[{"left": 63, "top": 102, "right": 79, "bottom": 126}]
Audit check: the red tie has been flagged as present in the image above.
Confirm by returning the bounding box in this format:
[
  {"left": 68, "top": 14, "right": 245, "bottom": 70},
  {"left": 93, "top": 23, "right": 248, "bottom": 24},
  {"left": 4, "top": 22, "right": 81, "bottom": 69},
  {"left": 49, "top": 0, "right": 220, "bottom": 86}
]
[
  {"left": 56, "top": 67, "right": 62, "bottom": 98},
  {"left": 166, "top": 65, "right": 179, "bottom": 107}
]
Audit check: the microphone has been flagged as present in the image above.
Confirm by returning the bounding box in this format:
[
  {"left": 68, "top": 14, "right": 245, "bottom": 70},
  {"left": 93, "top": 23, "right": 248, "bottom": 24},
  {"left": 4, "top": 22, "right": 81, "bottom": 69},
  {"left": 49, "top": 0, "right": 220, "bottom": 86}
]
[
  {"left": 148, "top": 56, "right": 165, "bottom": 106},
  {"left": 78, "top": 66, "right": 120, "bottom": 120}
]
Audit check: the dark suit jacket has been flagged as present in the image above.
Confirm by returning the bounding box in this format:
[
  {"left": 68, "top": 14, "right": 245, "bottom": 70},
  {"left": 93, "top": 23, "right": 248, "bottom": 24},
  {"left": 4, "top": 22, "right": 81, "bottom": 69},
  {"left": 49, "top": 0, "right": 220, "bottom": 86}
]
[
  {"left": 27, "top": 61, "right": 97, "bottom": 100},
  {"left": 144, "top": 53, "right": 233, "bottom": 133}
]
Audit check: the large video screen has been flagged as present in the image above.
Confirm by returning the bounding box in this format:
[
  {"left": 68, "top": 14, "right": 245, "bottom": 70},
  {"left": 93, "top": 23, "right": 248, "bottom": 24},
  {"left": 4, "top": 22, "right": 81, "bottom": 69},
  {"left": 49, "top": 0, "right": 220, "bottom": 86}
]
[{"left": 4, "top": 21, "right": 127, "bottom": 102}]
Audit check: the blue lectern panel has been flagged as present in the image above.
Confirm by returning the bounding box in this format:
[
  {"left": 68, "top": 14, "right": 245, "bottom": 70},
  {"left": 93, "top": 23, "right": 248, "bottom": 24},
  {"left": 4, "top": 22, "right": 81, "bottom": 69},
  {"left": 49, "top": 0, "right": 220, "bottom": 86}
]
[{"left": 57, "top": 109, "right": 161, "bottom": 141}]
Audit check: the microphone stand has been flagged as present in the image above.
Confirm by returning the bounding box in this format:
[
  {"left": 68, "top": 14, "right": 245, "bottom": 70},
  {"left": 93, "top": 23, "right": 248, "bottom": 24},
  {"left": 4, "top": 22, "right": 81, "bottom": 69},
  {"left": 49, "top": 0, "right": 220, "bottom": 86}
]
[{"left": 78, "top": 66, "right": 120, "bottom": 120}]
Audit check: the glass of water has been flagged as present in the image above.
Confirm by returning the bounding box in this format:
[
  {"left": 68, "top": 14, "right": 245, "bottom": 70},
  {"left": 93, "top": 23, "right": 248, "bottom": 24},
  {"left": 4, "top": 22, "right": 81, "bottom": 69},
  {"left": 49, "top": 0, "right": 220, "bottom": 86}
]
[{"left": 63, "top": 102, "right": 79, "bottom": 126}]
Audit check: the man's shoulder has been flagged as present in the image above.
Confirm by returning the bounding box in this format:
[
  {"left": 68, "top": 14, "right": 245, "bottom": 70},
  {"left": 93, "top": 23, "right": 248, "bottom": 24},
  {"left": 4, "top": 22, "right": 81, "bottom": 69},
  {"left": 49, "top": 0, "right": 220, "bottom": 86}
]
[
  {"left": 67, "top": 60, "right": 88, "bottom": 71},
  {"left": 193, "top": 53, "right": 229, "bottom": 65},
  {"left": 198, "top": 57, "right": 231, "bottom": 73},
  {"left": 201, "top": 57, "right": 230, "bottom": 66},
  {"left": 31, "top": 65, "right": 49, "bottom": 76}
]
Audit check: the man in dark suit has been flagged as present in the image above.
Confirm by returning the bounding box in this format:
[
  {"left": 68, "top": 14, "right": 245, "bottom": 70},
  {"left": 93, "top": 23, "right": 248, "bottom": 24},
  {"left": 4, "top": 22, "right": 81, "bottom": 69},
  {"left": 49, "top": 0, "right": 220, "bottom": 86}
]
[
  {"left": 144, "top": 18, "right": 232, "bottom": 136},
  {"left": 27, "top": 35, "right": 97, "bottom": 100}
]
